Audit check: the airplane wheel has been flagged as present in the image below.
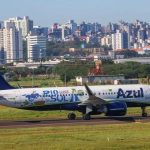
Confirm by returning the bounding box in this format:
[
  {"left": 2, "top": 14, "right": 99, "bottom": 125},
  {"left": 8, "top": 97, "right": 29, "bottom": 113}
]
[
  {"left": 141, "top": 107, "right": 148, "bottom": 117},
  {"left": 142, "top": 113, "right": 148, "bottom": 117},
  {"left": 68, "top": 113, "right": 76, "bottom": 120},
  {"left": 82, "top": 114, "right": 91, "bottom": 120}
]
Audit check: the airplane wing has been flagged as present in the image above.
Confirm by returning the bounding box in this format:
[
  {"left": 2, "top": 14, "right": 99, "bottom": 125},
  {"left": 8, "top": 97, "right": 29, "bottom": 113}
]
[{"left": 79, "top": 84, "right": 107, "bottom": 107}]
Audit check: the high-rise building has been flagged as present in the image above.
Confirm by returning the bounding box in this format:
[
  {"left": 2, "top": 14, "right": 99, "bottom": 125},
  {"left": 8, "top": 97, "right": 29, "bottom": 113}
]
[
  {"left": 48, "top": 23, "right": 62, "bottom": 41},
  {"left": 27, "top": 34, "right": 47, "bottom": 62},
  {"left": 80, "top": 22, "right": 88, "bottom": 36},
  {"left": 112, "top": 30, "right": 129, "bottom": 50},
  {"left": 66, "top": 20, "right": 77, "bottom": 34},
  {"left": 0, "top": 29, "right": 4, "bottom": 64},
  {"left": 4, "top": 16, "right": 33, "bottom": 38},
  {"left": 138, "top": 29, "right": 147, "bottom": 42},
  {"left": 32, "top": 26, "right": 48, "bottom": 37},
  {"left": 101, "top": 35, "right": 112, "bottom": 47},
  {"left": 0, "top": 21, "right": 4, "bottom": 29},
  {"left": 61, "top": 25, "right": 72, "bottom": 41},
  {"left": 0, "top": 28, "right": 23, "bottom": 63}
]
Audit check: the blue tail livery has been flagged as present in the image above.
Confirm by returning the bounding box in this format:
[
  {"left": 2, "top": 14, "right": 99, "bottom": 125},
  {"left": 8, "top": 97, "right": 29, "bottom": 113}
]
[{"left": 0, "top": 75, "right": 15, "bottom": 90}]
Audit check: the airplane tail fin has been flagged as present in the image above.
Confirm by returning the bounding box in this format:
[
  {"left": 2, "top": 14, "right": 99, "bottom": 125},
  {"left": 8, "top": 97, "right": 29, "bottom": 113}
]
[{"left": 0, "top": 75, "right": 16, "bottom": 90}]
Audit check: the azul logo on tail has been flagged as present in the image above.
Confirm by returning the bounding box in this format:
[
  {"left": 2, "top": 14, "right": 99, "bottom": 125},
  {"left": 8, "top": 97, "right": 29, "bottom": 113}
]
[{"left": 117, "top": 88, "right": 144, "bottom": 99}]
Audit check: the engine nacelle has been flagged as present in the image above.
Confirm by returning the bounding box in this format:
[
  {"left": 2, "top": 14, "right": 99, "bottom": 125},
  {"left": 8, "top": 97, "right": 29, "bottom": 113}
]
[{"left": 105, "top": 102, "right": 127, "bottom": 116}]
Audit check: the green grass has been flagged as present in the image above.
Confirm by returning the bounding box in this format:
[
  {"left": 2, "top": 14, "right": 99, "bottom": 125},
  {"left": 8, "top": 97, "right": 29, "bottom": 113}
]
[
  {"left": 0, "top": 107, "right": 150, "bottom": 149},
  {"left": 9, "top": 77, "right": 77, "bottom": 87},
  {"left": 0, "top": 106, "right": 70, "bottom": 120},
  {"left": 0, "top": 105, "right": 150, "bottom": 121},
  {"left": 0, "top": 123, "right": 150, "bottom": 150},
  {"left": 10, "top": 78, "right": 64, "bottom": 87}
]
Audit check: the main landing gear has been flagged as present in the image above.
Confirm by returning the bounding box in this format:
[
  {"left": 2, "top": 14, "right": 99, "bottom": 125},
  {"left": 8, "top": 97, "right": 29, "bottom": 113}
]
[
  {"left": 141, "top": 107, "right": 148, "bottom": 117},
  {"left": 67, "top": 113, "right": 91, "bottom": 120},
  {"left": 82, "top": 113, "right": 91, "bottom": 120},
  {"left": 68, "top": 113, "right": 76, "bottom": 120}
]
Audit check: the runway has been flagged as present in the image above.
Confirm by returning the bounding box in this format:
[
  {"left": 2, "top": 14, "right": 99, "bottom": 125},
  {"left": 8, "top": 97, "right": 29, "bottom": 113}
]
[{"left": 0, "top": 116, "right": 150, "bottom": 128}]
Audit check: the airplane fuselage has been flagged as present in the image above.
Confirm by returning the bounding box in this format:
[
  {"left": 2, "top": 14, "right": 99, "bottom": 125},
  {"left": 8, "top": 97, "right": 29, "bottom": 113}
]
[{"left": 0, "top": 84, "right": 150, "bottom": 111}]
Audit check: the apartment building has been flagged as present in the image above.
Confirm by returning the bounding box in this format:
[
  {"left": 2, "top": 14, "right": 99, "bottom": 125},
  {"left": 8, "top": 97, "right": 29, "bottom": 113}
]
[
  {"left": 4, "top": 16, "right": 33, "bottom": 38},
  {"left": 27, "top": 34, "right": 47, "bottom": 62},
  {"left": 0, "top": 28, "right": 23, "bottom": 63},
  {"left": 112, "top": 30, "right": 129, "bottom": 50}
]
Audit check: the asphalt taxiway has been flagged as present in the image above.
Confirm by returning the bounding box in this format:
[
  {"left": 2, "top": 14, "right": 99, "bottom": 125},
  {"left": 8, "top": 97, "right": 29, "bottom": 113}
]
[{"left": 0, "top": 116, "right": 150, "bottom": 128}]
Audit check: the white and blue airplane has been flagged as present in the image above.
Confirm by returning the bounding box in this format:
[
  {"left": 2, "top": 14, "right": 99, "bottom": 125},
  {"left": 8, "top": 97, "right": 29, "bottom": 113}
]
[{"left": 0, "top": 75, "right": 150, "bottom": 120}]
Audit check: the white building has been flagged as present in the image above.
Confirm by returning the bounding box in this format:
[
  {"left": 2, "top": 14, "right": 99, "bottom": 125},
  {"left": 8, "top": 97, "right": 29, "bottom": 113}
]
[
  {"left": 114, "top": 57, "right": 150, "bottom": 64},
  {"left": 0, "top": 28, "right": 23, "bottom": 64},
  {"left": 101, "top": 35, "right": 112, "bottom": 47},
  {"left": 112, "top": 30, "right": 129, "bottom": 50},
  {"left": 4, "top": 16, "right": 33, "bottom": 38},
  {"left": 76, "top": 75, "right": 125, "bottom": 85},
  {"left": 27, "top": 34, "right": 47, "bottom": 62}
]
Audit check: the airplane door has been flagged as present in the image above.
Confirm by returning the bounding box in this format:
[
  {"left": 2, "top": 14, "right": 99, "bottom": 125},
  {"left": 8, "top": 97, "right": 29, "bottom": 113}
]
[{"left": 144, "top": 86, "right": 150, "bottom": 100}]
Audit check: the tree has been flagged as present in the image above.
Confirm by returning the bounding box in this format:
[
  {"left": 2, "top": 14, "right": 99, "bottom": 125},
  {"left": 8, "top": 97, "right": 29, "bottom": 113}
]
[
  {"left": 103, "top": 62, "right": 150, "bottom": 78},
  {"left": 13, "top": 67, "right": 30, "bottom": 78},
  {"left": 116, "top": 50, "right": 138, "bottom": 58},
  {"left": 0, "top": 67, "right": 7, "bottom": 75},
  {"left": 55, "top": 60, "right": 94, "bottom": 83}
]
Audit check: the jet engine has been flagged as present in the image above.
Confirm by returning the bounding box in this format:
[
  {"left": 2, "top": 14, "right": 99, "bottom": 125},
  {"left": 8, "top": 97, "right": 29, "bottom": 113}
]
[{"left": 105, "top": 102, "right": 127, "bottom": 116}]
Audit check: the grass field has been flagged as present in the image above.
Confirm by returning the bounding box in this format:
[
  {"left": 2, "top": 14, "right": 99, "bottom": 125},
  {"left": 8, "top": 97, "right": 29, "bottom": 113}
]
[
  {"left": 10, "top": 77, "right": 64, "bottom": 87},
  {"left": 0, "top": 123, "right": 150, "bottom": 150},
  {"left": 0, "top": 107, "right": 150, "bottom": 149},
  {"left": 0, "top": 105, "right": 149, "bottom": 121},
  {"left": 9, "top": 77, "right": 76, "bottom": 87}
]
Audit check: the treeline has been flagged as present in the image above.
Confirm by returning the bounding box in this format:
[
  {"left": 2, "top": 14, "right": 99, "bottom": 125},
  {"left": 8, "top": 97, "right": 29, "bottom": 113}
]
[
  {"left": 0, "top": 61, "right": 150, "bottom": 82},
  {"left": 54, "top": 61, "right": 150, "bottom": 82},
  {"left": 54, "top": 60, "right": 94, "bottom": 83},
  {"left": 103, "top": 62, "right": 150, "bottom": 78}
]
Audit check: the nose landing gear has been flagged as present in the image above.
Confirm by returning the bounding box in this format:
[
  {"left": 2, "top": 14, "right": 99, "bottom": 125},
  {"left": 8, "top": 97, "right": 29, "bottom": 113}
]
[{"left": 141, "top": 107, "right": 148, "bottom": 117}]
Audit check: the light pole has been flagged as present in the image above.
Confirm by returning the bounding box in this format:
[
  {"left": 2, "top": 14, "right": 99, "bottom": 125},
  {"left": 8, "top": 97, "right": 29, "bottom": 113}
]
[
  {"left": 64, "top": 73, "right": 67, "bottom": 87},
  {"left": 32, "top": 68, "right": 34, "bottom": 87},
  {"left": 52, "top": 66, "right": 56, "bottom": 79},
  {"left": 29, "top": 66, "right": 37, "bottom": 88}
]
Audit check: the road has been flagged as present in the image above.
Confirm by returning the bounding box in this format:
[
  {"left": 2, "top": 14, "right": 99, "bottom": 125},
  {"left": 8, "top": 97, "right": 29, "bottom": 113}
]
[{"left": 0, "top": 116, "right": 149, "bottom": 128}]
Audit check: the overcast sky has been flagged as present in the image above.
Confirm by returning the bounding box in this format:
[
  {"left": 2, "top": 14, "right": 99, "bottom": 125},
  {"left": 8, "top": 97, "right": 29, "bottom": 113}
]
[{"left": 0, "top": 0, "right": 150, "bottom": 26}]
